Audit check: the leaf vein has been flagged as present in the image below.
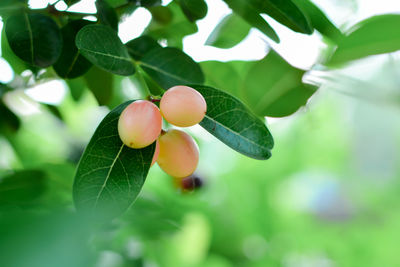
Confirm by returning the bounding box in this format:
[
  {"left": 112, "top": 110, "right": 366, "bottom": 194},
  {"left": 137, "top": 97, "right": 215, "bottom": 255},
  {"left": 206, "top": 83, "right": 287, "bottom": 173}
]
[{"left": 93, "top": 144, "right": 125, "bottom": 209}]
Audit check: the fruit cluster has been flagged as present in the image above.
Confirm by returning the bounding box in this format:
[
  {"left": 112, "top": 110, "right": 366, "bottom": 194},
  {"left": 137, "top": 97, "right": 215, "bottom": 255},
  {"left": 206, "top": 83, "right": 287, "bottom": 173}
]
[{"left": 118, "top": 85, "right": 207, "bottom": 179}]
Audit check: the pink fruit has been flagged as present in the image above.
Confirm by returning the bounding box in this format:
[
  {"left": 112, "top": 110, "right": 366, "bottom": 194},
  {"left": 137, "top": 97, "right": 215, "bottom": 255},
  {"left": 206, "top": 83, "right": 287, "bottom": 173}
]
[
  {"left": 151, "top": 140, "right": 160, "bottom": 166},
  {"left": 160, "top": 85, "right": 207, "bottom": 127},
  {"left": 156, "top": 129, "right": 199, "bottom": 177},
  {"left": 118, "top": 100, "right": 162, "bottom": 149}
]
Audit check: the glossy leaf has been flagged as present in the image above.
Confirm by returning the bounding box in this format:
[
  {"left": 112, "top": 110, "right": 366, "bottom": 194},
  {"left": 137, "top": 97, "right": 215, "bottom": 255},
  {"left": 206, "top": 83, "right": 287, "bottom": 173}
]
[
  {"left": 125, "top": 35, "right": 161, "bottom": 60},
  {"left": 222, "top": 0, "right": 279, "bottom": 42},
  {"left": 5, "top": 13, "right": 62, "bottom": 68},
  {"left": 0, "top": 0, "right": 26, "bottom": 19},
  {"left": 53, "top": 20, "right": 93, "bottom": 79},
  {"left": 84, "top": 66, "right": 113, "bottom": 106},
  {"left": 192, "top": 85, "right": 274, "bottom": 160},
  {"left": 200, "top": 60, "right": 241, "bottom": 97},
  {"left": 146, "top": 2, "right": 197, "bottom": 48},
  {"left": 242, "top": 51, "right": 317, "bottom": 117},
  {"left": 140, "top": 47, "right": 204, "bottom": 89},
  {"left": 73, "top": 101, "right": 155, "bottom": 220},
  {"left": 205, "top": 13, "right": 251, "bottom": 49},
  {"left": 76, "top": 24, "right": 135, "bottom": 76},
  {"left": 177, "top": 0, "right": 207, "bottom": 22},
  {"left": 1, "top": 27, "right": 30, "bottom": 74},
  {"left": 0, "top": 170, "right": 46, "bottom": 205},
  {"left": 329, "top": 14, "right": 400, "bottom": 64},
  {"left": 249, "top": 0, "right": 313, "bottom": 34},
  {"left": 96, "top": 0, "right": 119, "bottom": 31},
  {"left": 292, "top": 0, "right": 343, "bottom": 43}
]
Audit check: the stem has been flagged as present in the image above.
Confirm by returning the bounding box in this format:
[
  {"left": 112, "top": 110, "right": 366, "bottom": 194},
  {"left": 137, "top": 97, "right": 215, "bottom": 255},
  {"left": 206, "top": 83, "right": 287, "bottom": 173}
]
[
  {"left": 134, "top": 67, "right": 152, "bottom": 99},
  {"left": 149, "top": 97, "right": 160, "bottom": 103}
]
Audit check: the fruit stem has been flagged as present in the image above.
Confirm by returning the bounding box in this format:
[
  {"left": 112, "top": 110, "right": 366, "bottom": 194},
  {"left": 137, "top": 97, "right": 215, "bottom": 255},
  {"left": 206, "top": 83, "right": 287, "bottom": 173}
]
[
  {"left": 135, "top": 67, "right": 152, "bottom": 99},
  {"left": 148, "top": 96, "right": 161, "bottom": 103}
]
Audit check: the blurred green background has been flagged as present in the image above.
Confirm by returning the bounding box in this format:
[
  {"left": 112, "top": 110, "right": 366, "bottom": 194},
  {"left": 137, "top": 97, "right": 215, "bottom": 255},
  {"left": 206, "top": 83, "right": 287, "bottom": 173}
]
[{"left": 2, "top": 62, "right": 400, "bottom": 266}]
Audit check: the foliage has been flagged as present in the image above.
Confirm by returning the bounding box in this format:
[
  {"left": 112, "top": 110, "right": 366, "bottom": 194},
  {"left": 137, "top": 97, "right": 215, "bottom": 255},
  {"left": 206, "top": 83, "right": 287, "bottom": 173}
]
[{"left": 1, "top": 0, "right": 400, "bottom": 266}]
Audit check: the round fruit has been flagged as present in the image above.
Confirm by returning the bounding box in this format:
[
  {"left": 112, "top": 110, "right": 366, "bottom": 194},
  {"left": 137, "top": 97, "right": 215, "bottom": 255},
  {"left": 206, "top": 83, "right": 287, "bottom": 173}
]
[
  {"left": 160, "top": 85, "right": 207, "bottom": 127},
  {"left": 181, "top": 175, "right": 203, "bottom": 191},
  {"left": 151, "top": 140, "right": 160, "bottom": 166},
  {"left": 118, "top": 100, "right": 162, "bottom": 149},
  {"left": 156, "top": 129, "right": 199, "bottom": 177},
  {"left": 173, "top": 175, "right": 203, "bottom": 191}
]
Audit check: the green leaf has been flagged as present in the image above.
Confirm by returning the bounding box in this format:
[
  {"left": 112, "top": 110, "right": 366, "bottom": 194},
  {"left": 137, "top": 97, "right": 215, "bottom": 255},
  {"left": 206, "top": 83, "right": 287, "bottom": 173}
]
[
  {"left": 241, "top": 51, "right": 317, "bottom": 117},
  {"left": 292, "top": 0, "right": 343, "bottom": 43},
  {"left": 125, "top": 35, "right": 161, "bottom": 60},
  {"left": 229, "top": 60, "right": 255, "bottom": 76},
  {"left": 66, "top": 77, "right": 87, "bottom": 101},
  {"left": 140, "top": 47, "right": 204, "bottom": 89},
  {"left": 5, "top": 12, "right": 62, "bottom": 68},
  {"left": 96, "top": 0, "right": 119, "bottom": 31},
  {"left": 0, "top": 0, "right": 26, "bottom": 19},
  {"left": 73, "top": 101, "right": 155, "bottom": 220},
  {"left": 222, "top": 0, "right": 279, "bottom": 42},
  {"left": 192, "top": 85, "right": 273, "bottom": 160},
  {"left": 249, "top": 0, "right": 313, "bottom": 34},
  {"left": 205, "top": 13, "right": 251, "bottom": 49},
  {"left": 1, "top": 27, "right": 31, "bottom": 74},
  {"left": 138, "top": 67, "right": 164, "bottom": 96},
  {"left": 200, "top": 60, "right": 241, "bottom": 97},
  {"left": 145, "top": 2, "right": 197, "bottom": 48},
  {"left": 0, "top": 101, "right": 20, "bottom": 133},
  {"left": 103, "top": 0, "right": 127, "bottom": 7},
  {"left": 329, "top": 14, "right": 400, "bottom": 64},
  {"left": 76, "top": 24, "right": 135, "bottom": 76},
  {"left": 84, "top": 66, "right": 113, "bottom": 106},
  {"left": 138, "top": 0, "right": 161, "bottom": 7},
  {"left": 0, "top": 170, "right": 46, "bottom": 205},
  {"left": 0, "top": 83, "right": 11, "bottom": 98},
  {"left": 148, "top": 5, "right": 173, "bottom": 25},
  {"left": 65, "top": 0, "right": 81, "bottom": 6},
  {"left": 176, "top": 0, "right": 208, "bottom": 22},
  {"left": 106, "top": 75, "right": 129, "bottom": 109},
  {"left": 53, "top": 19, "right": 93, "bottom": 79},
  {"left": 45, "top": 104, "right": 63, "bottom": 121}
]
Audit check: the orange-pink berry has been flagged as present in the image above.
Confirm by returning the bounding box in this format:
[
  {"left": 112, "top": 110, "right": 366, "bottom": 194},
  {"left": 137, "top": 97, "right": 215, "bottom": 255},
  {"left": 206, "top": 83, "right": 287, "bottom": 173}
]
[{"left": 118, "top": 100, "right": 162, "bottom": 149}]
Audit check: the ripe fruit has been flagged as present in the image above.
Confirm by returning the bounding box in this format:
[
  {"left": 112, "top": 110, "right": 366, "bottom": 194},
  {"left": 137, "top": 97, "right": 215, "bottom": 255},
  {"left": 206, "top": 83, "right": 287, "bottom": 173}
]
[
  {"left": 173, "top": 175, "right": 204, "bottom": 192},
  {"left": 118, "top": 100, "right": 162, "bottom": 149},
  {"left": 157, "top": 129, "right": 199, "bottom": 177},
  {"left": 160, "top": 85, "right": 207, "bottom": 127},
  {"left": 181, "top": 175, "right": 203, "bottom": 191},
  {"left": 151, "top": 140, "right": 160, "bottom": 166}
]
